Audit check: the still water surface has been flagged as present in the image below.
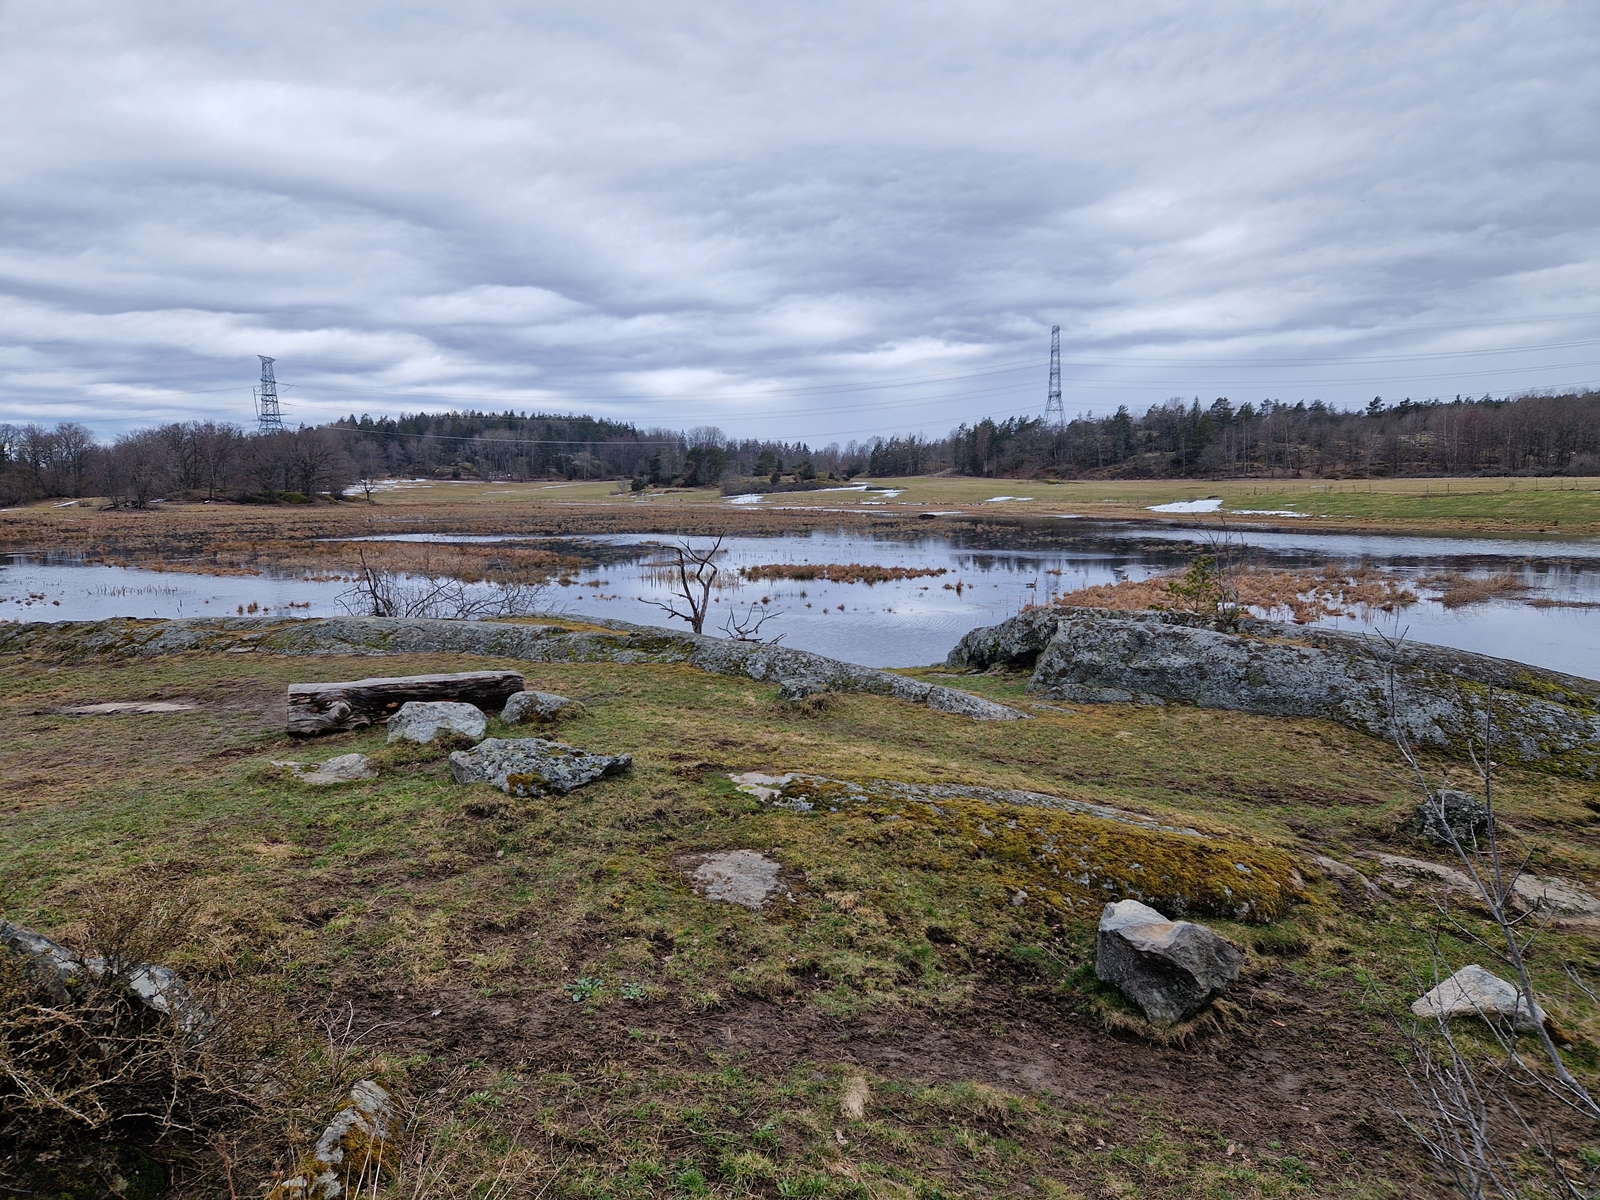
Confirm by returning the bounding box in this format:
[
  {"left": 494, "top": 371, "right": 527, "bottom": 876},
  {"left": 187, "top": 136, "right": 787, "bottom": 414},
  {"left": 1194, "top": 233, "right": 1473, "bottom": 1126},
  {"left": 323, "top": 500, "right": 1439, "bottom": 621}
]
[{"left": 4, "top": 523, "right": 1598, "bottom": 678}]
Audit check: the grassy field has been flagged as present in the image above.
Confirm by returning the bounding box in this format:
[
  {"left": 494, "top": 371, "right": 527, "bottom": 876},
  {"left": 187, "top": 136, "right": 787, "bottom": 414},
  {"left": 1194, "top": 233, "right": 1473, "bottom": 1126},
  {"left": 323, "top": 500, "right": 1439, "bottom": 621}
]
[
  {"left": 7, "top": 477, "right": 1598, "bottom": 570},
  {"left": 4, "top": 634, "right": 1599, "bottom": 1197}
]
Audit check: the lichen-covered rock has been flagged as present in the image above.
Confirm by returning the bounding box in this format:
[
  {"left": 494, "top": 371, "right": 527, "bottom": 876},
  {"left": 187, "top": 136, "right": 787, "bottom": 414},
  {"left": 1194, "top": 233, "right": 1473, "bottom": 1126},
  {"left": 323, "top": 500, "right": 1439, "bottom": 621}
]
[
  {"left": 449, "top": 737, "right": 631, "bottom": 795},
  {"left": 1411, "top": 965, "right": 1545, "bottom": 1031},
  {"left": 274, "top": 753, "right": 377, "bottom": 786},
  {"left": 687, "top": 849, "right": 788, "bottom": 909},
  {"left": 951, "top": 608, "right": 1600, "bottom": 776},
  {"left": 266, "top": 1079, "right": 396, "bottom": 1200},
  {"left": 1095, "top": 899, "right": 1244, "bottom": 1023},
  {"left": 385, "top": 700, "right": 486, "bottom": 745},
  {"left": 502, "top": 689, "right": 583, "bottom": 723},
  {"left": 1415, "top": 789, "right": 1492, "bottom": 847}
]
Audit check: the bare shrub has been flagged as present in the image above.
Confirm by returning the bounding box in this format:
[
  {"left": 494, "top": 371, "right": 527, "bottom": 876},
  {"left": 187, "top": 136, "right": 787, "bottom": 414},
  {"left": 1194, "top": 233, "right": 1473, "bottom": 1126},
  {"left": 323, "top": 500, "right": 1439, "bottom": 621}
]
[
  {"left": 337, "top": 548, "right": 551, "bottom": 620},
  {"left": 0, "top": 884, "right": 382, "bottom": 1196},
  {"left": 1372, "top": 636, "right": 1599, "bottom": 1198}
]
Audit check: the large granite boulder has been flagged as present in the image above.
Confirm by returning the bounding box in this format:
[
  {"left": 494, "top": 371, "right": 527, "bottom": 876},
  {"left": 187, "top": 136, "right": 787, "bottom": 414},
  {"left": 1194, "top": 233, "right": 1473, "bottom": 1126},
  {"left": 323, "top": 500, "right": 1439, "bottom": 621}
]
[
  {"left": 386, "top": 701, "right": 487, "bottom": 745},
  {"left": 948, "top": 608, "right": 1600, "bottom": 777},
  {"left": 449, "top": 737, "right": 631, "bottom": 795},
  {"left": 1095, "top": 899, "right": 1244, "bottom": 1023},
  {"left": 503, "top": 689, "right": 583, "bottom": 723},
  {"left": 1411, "top": 964, "right": 1545, "bottom": 1031}
]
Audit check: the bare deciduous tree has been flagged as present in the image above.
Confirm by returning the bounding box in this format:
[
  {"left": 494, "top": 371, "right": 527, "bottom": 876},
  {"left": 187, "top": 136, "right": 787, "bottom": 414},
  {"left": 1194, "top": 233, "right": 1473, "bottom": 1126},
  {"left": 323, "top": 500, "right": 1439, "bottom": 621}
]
[{"left": 640, "top": 538, "right": 723, "bottom": 634}]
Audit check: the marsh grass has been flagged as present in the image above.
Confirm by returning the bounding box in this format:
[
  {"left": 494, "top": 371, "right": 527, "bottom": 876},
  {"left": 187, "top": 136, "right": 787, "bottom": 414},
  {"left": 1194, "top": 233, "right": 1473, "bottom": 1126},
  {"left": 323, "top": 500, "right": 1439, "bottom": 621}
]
[{"left": 1050, "top": 561, "right": 1419, "bottom": 623}]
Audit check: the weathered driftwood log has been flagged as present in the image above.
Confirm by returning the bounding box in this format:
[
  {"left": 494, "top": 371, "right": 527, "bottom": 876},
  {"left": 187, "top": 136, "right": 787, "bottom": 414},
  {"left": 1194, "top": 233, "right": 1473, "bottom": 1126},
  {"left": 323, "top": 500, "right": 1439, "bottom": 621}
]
[{"left": 288, "top": 671, "right": 525, "bottom": 736}]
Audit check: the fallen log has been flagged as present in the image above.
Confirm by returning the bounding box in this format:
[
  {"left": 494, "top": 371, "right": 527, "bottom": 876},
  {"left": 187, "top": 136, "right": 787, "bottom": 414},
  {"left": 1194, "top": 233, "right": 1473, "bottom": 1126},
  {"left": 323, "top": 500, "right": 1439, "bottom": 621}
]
[{"left": 288, "top": 670, "right": 525, "bottom": 736}]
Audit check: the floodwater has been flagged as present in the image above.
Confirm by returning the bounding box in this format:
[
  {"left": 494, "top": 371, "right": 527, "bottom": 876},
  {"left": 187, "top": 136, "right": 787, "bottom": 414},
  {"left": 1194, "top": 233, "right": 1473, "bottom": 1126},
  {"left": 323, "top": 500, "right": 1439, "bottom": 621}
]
[{"left": 4, "top": 522, "right": 1599, "bottom": 678}]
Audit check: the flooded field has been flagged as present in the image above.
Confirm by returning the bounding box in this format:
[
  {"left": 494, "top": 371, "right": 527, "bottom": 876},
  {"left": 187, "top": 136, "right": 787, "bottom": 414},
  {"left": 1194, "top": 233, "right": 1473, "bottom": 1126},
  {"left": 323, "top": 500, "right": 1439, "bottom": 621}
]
[{"left": 5, "top": 522, "right": 1599, "bottom": 677}]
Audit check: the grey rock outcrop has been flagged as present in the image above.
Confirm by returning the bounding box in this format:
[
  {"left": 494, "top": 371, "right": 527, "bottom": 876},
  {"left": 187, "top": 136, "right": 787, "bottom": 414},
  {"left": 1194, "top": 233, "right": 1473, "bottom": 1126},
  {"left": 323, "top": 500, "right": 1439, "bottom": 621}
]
[
  {"left": 502, "top": 689, "right": 582, "bottom": 723},
  {"left": 1411, "top": 964, "right": 1545, "bottom": 1031},
  {"left": 386, "top": 701, "right": 487, "bottom": 745},
  {"left": 687, "top": 850, "right": 788, "bottom": 909},
  {"left": 1, "top": 919, "right": 205, "bottom": 1031},
  {"left": 1415, "top": 789, "right": 1492, "bottom": 847},
  {"left": 1095, "top": 899, "right": 1244, "bottom": 1023},
  {"left": 0, "top": 615, "right": 1024, "bottom": 722},
  {"left": 948, "top": 607, "right": 1600, "bottom": 776},
  {"left": 274, "top": 753, "right": 377, "bottom": 786},
  {"left": 449, "top": 737, "right": 631, "bottom": 795}
]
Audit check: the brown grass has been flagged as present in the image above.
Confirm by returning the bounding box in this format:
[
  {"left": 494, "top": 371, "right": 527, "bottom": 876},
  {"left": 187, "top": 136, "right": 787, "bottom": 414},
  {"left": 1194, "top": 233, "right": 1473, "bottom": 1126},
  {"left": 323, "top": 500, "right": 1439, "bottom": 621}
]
[
  {"left": 1424, "top": 570, "right": 1530, "bottom": 608},
  {"left": 740, "top": 562, "right": 948, "bottom": 585},
  {"left": 1052, "top": 562, "right": 1419, "bottom": 623}
]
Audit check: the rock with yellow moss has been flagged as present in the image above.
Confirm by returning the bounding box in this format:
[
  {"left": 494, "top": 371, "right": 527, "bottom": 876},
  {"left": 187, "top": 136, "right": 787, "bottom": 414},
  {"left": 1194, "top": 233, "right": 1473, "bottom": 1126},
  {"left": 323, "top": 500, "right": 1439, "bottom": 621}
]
[{"left": 266, "top": 1080, "right": 396, "bottom": 1200}]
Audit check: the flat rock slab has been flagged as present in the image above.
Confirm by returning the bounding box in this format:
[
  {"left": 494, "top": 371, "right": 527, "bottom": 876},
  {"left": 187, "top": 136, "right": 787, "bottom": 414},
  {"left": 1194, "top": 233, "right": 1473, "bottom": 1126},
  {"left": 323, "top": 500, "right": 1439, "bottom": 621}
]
[
  {"left": 686, "top": 850, "right": 789, "bottom": 909},
  {"left": 288, "top": 669, "right": 524, "bottom": 737},
  {"left": 273, "top": 753, "right": 377, "bottom": 786},
  {"left": 61, "top": 701, "right": 197, "bottom": 715},
  {"left": 449, "top": 737, "right": 631, "bottom": 796},
  {"left": 503, "top": 689, "right": 583, "bottom": 723},
  {"left": 1096, "top": 899, "right": 1244, "bottom": 1024},
  {"left": 1412, "top": 964, "right": 1545, "bottom": 1031},
  {"left": 387, "top": 701, "right": 487, "bottom": 744}
]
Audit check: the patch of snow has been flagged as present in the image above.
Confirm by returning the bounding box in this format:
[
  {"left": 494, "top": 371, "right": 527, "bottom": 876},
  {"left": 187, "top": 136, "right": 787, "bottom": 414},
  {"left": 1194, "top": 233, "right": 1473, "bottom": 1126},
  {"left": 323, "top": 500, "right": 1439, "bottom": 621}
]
[
  {"left": 1148, "top": 498, "right": 1222, "bottom": 513},
  {"left": 724, "top": 493, "right": 765, "bottom": 505},
  {"left": 985, "top": 495, "right": 1033, "bottom": 503}
]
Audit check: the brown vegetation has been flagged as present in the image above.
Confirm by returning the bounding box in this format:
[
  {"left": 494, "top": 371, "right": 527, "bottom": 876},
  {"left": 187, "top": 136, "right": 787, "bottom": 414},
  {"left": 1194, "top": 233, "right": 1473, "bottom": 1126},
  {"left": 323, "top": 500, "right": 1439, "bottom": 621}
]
[
  {"left": 1052, "top": 562, "right": 1419, "bottom": 623},
  {"left": 1423, "top": 570, "right": 1530, "bottom": 608},
  {"left": 740, "top": 562, "right": 947, "bottom": 585}
]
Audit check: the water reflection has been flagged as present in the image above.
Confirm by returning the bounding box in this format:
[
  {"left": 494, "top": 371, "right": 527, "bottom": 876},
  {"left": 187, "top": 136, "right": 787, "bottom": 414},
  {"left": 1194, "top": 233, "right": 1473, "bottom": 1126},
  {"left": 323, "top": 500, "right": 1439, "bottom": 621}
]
[{"left": 5, "top": 522, "right": 1599, "bottom": 679}]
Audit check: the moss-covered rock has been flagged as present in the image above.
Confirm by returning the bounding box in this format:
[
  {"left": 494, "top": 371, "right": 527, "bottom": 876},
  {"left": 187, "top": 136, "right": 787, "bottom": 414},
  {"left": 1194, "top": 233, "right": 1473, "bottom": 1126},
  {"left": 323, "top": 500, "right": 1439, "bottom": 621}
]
[{"left": 734, "top": 772, "right": 1302, "bottom": 922}]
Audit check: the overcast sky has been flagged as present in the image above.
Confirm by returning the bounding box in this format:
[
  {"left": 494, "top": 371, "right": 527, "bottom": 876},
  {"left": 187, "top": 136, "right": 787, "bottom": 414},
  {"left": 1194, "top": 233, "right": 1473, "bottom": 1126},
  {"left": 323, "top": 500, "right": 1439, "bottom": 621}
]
[{"left": 2, "top": 1, "right": 1598, "bottom": 442}]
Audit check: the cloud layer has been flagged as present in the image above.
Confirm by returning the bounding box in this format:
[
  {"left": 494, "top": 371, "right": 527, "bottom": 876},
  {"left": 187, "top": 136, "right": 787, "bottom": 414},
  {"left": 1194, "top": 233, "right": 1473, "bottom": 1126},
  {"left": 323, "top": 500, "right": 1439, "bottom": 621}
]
[{"left": 2, "top": 0, "right": 1598, "bottom": 439}]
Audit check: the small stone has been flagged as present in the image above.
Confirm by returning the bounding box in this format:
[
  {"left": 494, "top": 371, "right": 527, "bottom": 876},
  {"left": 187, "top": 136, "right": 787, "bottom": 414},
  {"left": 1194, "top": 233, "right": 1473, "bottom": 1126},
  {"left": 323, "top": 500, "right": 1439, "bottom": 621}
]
[
  {"left": 386, "top": 701, "right": 486, "bottom": 745},
  {"left": 448, "top": 737, "right": 631, "bottom": 795},
  {"left": 1095, "top": 899, "right": 1244, "bottom": 1024},
  {"left": 688, "top": 849, "right": 785, "bottom": 909},
  {"left": 502, "top": 690, "right": 584, "bottom": 723},
  {"left": 1415, "top": 789, "right": 1492, "bottom": 847},
  {"left": 1411, "top": 964, "right": 1545, "bottom": 1031},
  {"left": 274, "top": 753, "right": 377, "bottom": 786}
]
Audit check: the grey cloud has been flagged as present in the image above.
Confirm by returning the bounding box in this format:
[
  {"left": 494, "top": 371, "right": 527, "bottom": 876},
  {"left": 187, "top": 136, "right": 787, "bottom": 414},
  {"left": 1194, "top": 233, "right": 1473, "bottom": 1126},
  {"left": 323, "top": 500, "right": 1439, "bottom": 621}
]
[{"left": 1, "top": 0, "right": 1597, "bottom": 439}]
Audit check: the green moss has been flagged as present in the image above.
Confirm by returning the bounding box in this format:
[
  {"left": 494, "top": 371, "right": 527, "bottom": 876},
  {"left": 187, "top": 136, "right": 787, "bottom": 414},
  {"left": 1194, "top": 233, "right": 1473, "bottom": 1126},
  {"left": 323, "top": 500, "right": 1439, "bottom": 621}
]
[{"left": 762, "top": 778, "right": 1302, "bottom": 922}]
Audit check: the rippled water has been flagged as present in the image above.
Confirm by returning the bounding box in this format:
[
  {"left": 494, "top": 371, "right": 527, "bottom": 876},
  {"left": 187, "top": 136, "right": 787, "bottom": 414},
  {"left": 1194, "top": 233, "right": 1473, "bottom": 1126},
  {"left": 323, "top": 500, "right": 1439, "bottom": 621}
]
[{"left": 5, "top": 521, "right": 1599, "bottom": 678}]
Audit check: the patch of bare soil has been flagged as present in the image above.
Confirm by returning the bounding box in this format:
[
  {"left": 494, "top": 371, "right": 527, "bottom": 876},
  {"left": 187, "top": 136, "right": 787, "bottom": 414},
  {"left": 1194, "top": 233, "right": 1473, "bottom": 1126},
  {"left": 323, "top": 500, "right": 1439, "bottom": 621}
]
[{"left": 339, "top": 967, "right": 1450, "bottom": 1194}]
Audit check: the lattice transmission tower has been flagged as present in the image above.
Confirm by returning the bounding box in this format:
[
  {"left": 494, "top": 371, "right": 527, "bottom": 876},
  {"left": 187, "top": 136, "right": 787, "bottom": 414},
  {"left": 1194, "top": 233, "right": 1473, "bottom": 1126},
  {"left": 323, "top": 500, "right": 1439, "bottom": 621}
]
[
  {"left": 253, "top": 355, "right": 284, "bottom": 433},
  {"left": 1043, "top": 325, "right": 1063, "bottom": 426}
]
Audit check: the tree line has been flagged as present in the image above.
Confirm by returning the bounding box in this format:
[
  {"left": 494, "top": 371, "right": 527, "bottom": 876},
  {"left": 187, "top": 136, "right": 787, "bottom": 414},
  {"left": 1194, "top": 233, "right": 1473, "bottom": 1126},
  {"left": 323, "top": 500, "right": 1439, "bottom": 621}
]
[{"left": 2, "top": 389, "right": 1596, "bottom": 506}]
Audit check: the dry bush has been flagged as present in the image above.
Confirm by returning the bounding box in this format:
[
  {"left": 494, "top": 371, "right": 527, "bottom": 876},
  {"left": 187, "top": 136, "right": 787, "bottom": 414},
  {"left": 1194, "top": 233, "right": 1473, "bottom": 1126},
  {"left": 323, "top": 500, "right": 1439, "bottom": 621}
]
[
  {"left": 337, "top": 547, "right": 552, "bottom": 620},
  {"left": 0, "top": 885, "right": 387, "bottom": 1198}
]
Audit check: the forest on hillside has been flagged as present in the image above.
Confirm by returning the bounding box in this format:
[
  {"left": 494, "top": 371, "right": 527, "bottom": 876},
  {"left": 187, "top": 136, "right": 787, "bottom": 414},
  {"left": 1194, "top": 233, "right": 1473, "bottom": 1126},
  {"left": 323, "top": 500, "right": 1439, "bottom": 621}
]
[{"left": 2, "top": 389, "right": 1597, "bottom": 506}]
